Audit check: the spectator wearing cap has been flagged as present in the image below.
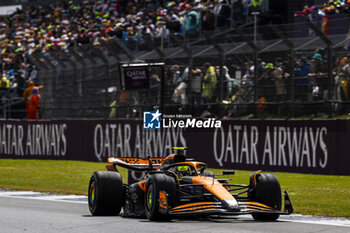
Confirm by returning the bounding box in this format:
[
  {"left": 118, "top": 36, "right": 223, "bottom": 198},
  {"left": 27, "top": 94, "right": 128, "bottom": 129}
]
[
  {"left": 315, "top": 48, "right": 325, "bottom": 58},
  {"left": 23, "top": 81, "right": 43, "bottom": 119},
  {"left": 295, "top": 56, "right": 311, "bottom": 102},
  {"left": 258, "top": 63, "right": 276, "bottom": 111},
  {"left": 0, "top": 75, "right": 11, "bottom": 98},
  {"left": 309, "top": 53, "right": 328, "bottom": 100},
  {"left": 310, "top": 53, "right": 326, "bottom": 74},
  {"left": 272, "top": 60, "right": 287, "bottom": 114},
  {"left": 23, "top": 81, "right": 35, "bottom": 104},
  {"left": 27, "top": 87, "right": 40, "bottom": 120}
]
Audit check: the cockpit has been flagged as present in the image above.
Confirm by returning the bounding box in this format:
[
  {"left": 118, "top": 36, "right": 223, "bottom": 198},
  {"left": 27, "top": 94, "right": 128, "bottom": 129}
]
[{"left": 166, "top": 164, "right": 197, "bottom": 177}]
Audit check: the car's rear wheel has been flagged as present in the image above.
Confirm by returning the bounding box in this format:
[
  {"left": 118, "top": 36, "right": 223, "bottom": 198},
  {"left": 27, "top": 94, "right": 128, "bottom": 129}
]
[
  {"left": 250, "top": 173, "right": 281, "bottom": 221},
  {"left": 88, "top": 171, "right": 124, "bottom": 216},
  {"left": 145, "top": 173, "right": 177, "bottom": 221}
]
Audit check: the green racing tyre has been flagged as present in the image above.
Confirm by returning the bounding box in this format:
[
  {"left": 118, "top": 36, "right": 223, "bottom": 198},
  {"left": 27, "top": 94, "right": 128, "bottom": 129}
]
[
  {"left": 145, "top": 173, "right": 177, "bottom": 221},
  {"left": 250, "top": 173, "right": 282, "bottom": 221},
  {"left": 88, "top": 171, "right": 124, "bottom": 216}
]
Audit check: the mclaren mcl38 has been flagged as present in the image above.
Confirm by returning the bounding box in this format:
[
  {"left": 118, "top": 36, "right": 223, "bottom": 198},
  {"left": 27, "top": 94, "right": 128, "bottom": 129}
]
[{"left": 88, "top": 147, "right": 293, "bottom": 221}]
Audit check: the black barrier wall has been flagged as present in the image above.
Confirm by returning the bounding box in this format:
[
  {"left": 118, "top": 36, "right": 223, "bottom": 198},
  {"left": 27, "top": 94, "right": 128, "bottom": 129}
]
[{"left": 0, "top": 119, "right": 349, "bottom": 175}]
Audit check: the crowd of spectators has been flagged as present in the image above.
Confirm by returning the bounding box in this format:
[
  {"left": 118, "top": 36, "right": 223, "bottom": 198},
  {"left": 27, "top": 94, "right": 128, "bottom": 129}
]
[
  {"left": 165, "top": 41, "right": 350, "bottom": 117},
  {"left": 221, "top": 48, "right": 350, "bottom": 117},
  {"left": 151, "top": 45, "right": 350, "bottom": 118},
  {"left": 0, "top": 0, "right": 243, "bottom": 104},
  {"left": 0, "top": 0, "right": 237, "bottom": 56},
  {"left": 2, "top": 0, "right": 350, "bottom": 118},
  {"left": 166, "top": 48, "right": 344, "bottom": 117},
  {"left": 295, "top": 0, "right": 350, "bottom": 17},
  {"left": 294, "top": 0, "right": 350, "bottom": 37}
]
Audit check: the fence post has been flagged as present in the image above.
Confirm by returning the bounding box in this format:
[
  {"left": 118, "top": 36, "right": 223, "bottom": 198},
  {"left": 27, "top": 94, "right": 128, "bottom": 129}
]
[
  {"left": 103, "top": 40, "right": 123, "bottom": 118},
  {"left": 29, "top": 51, "right": 56, "bottom": 119},
  {"left": 307, "top": 21, "right": 333, "bottom": 117},
  {"left": 200, "top": 30, "right": 225, "bottom": 111},
  {"left": 269, "top": 25, "right": 296, "bottom": 117},
  {"left": 170, "top": 33, "right": 193, "bottom": 112},
  {"left": 112, "top": 37, "right": 135, "bottom": 61},
  {"left": 142, "top": 33, "right": 166, "bottom": 114},
  {"left": 142, "top": 34, "right": 166, "bottom": 60},
  {"left": 236, "top": 28, "right": 259, "bottom": 112}
]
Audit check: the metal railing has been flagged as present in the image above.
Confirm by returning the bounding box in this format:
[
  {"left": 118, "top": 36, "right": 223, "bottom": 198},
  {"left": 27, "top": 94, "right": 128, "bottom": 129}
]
[
  {"left": 21, "top": 19, "right": 350, "bottom": 119},
  {"left": 1, "top": 97, "right": 26, "bottom": 119}
]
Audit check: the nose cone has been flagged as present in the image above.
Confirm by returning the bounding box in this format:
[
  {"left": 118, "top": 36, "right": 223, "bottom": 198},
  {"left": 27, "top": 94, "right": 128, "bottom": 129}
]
[{"left": 222, "top": 199, "right": 240, "bottom": 212}]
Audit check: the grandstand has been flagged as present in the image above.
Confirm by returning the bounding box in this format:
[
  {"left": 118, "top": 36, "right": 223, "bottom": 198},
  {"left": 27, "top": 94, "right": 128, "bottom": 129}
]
[{"left": 0, "top": 0, "right": 349, "bottom": 119}]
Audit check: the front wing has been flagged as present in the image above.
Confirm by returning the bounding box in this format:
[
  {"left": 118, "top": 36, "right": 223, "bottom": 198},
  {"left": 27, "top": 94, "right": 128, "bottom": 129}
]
[{"left": 160, "top": 191, "right": 293, "bottom": 217}]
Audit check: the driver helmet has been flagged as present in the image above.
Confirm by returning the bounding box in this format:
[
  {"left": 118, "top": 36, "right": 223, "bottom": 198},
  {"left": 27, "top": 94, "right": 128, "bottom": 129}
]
[{"left": 174, "top": 165, "right": 193, "bottom": 177}]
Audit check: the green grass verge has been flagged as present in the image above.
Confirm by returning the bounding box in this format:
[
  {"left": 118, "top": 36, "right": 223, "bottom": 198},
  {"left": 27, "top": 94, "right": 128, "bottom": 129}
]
[
  {"left": 0, "top": 159, "right": 349, "bottom": 218},
  {"left": 0, "top": 159, "right": 127, "bottom": 195}
]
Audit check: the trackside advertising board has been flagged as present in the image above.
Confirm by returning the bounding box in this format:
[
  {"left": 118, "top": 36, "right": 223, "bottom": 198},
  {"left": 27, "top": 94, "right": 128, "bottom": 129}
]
[
  {"left": 122, "top": 67, "right": 149, "bottom": 90},
  {"left": 0, "top": 118, "right": 349, "bottom": 175}
]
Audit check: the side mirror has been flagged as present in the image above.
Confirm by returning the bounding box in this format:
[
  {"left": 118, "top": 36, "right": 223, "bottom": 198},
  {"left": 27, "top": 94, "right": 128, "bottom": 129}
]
[{"left": 222, "top": 170, "right": 235, "bottom": 175}]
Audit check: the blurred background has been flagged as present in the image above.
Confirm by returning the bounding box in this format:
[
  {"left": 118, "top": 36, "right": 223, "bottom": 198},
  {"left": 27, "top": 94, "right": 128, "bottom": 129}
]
[{"left": 0, "top": 0, "right": 349, "bottom": 119}]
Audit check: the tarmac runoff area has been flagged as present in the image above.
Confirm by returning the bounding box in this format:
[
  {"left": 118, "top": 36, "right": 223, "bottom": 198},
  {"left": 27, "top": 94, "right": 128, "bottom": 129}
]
[{"left": 0, "top": 190, "right": 349, "bottom": 233}]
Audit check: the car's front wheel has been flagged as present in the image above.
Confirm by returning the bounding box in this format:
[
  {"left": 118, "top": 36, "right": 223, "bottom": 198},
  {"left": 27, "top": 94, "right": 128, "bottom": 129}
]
[
  {"left": 250, "top": 173, "right": 282, "bottom": 221},
  {"left": 145, "top": 173, "right": 177, "bottom": 221}
]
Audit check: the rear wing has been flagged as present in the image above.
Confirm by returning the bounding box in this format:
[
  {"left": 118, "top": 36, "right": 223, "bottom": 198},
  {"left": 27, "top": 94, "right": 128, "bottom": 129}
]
[{"left": 107, "top": 157, "right": 165, "bottom": 171}]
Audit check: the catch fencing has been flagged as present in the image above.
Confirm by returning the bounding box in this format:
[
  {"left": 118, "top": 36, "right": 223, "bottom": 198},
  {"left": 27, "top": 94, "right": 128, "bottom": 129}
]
[{"left": 23, "top": 18, "right": 350, "bottom": 119}]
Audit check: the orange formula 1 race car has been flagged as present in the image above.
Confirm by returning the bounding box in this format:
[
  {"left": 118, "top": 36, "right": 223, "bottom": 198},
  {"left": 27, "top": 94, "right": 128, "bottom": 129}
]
[{"left": 88, "top": 147, "right": 293, "bottom": 221}]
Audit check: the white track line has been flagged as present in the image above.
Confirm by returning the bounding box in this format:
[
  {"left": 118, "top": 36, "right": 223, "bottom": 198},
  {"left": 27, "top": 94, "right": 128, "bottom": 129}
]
[
  {"left": 0, "top": 190, "right": 349, "bottom": 227},
  {"left": 278, "top": 215, "right": 350, "bottom": 228},
  {"left": 0, "top": 190, "right": 87, "bottom": 204}
]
